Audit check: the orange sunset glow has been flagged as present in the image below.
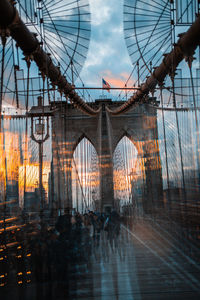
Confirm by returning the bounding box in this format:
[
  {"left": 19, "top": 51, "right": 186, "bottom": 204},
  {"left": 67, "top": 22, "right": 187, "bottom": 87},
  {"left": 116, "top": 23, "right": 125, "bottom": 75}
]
[
  {"left": 18, "top": 162, "right": 51, "bottom": 206},
  {"left": 102, "top": 70, "right": 137, "bottom": 90},
  {"left": 0, "top": 128, "right": 51, "bottom": 207}
]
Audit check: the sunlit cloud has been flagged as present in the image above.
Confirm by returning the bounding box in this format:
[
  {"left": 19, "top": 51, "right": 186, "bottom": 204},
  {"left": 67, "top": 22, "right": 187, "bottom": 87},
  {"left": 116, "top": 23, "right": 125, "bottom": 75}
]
[{"left": 101, "top": 70, "right": 136, "bottom": 88}]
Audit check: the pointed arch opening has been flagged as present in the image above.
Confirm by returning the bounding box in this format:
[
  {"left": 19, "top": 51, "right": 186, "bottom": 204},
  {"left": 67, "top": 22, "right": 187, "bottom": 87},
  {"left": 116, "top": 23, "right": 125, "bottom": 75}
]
[
  {"left": 72, "top": 137, "right": 100, "bottom": 213},
  {"left": 113, "top": 136, "right": 144, "bottom": 214}
]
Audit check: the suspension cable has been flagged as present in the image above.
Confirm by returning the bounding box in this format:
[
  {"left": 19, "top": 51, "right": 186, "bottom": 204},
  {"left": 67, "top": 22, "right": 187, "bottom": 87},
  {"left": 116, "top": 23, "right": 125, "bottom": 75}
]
[
  {"left": 12, "top": 40, "right": 19, "bottom": 108},
  {"left": 1, "top": 0, "right": 200, "bottom": 118},
  {"left": 107, "top": 13, "right": 200, "bottom": 115},
  {"left": 23, "top": 57, "right": 31, "bottom": 211},
  {"left": 73, "top": 156, "right": 88, "bottom": 211},
  {"left": 188, "top": 59, "right": 200, "bottom": 189},
  {"left": 160, "top": 84, "right": 171, "bottom": 213},
  {"left": 0, "top": 34, "right": 8, "bottom": 255},
  {"left": 0, "top": 0, "right": 98, "bottom": 115},
  {"left": 0, "top": 32, "right": 6, "bottom": 131}
]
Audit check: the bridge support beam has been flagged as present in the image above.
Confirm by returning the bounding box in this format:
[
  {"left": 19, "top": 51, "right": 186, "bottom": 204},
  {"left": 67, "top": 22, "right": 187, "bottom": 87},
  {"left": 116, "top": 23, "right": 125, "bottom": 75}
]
[
  {"left": 51, "top": 111, "right": 73, "bottom": 215},
  {"left": 98, "top": 103, "right": 114, "bottom": 212},
  {"left": 142, "top": 141, "right": 163, "bottom": 214},
  {"left": 141, "top": 109, "right": 163, "bottom": 214}
]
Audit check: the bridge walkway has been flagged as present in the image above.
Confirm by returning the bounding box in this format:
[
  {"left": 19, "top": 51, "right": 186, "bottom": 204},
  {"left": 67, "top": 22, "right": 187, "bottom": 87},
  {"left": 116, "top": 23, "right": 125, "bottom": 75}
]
[{"left": 1, "top": 217, "right": 200, "bottom": 300}]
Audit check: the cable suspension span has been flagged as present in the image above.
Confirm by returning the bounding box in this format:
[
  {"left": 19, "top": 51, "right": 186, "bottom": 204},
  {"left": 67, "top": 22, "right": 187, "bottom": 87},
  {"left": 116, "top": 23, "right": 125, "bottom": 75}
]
[
  {"left": 0, "top": 0, "right": 200, "bottom": 116},
  {"left": 107, "top": 13, "right": 200, "bottom": 115},
  {"left": 0, "top": 0, "right": 99, "bottom": 116}
]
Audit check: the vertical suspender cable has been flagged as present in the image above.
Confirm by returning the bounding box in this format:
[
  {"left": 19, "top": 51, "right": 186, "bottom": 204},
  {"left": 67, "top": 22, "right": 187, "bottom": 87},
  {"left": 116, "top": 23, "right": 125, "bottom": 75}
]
[
  {"left": 73, "top": 156, "right": 88, "bottom": 211},
  {"left": 2, "top": 117, "right": 8, "bottom": 265},
  {"left": 188, "top": 62, "right": 200, "bottom": 188},
  {"left": 137, "top": 60, "right": 140, "bottom": 87},
  {"left": 39, "top": 74, "right": 46, "bottom": 215},
  {"left": 84, "top": 138, "right": 86, "bottom": 210},
  {"left": 85, "top": 140, "right": 89, "bottom": 208},
  {"left": 160, "top": 85, "right": 171, "bottom": 213},
  {"left": 71, "top": 61, "right": 74, "bottom": 86},
  {"left": 0, "top": 33, "right": 6, "bottom": 132},
  {"left": 170, "top": 0, "right": 186, "bottom": 197},
  {"left": 188, "top": 62, "right": 200, "bottom": 218},
  {"left": 12, "top": 40, "right": 19, "bottom": 109},
  {"left": 23, "top": 59, "right": 31, "bottom": 211},
  {"left": 0, "top": 33, "right": 7, "bottom": 245},
  {"left": 76, "top": 159, "right": 79, "bottom": 211}
]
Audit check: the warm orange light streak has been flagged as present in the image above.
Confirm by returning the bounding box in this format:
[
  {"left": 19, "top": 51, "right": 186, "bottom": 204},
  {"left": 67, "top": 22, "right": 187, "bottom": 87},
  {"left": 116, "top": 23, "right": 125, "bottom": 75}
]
[
  {"left": 0, "top": 224, "right": 25, "bottom": 232},
  {"left": 3, "top": 242, "right": 19, "bottom": 248},
  {"left": 0, "top": 217, "right": 18, "bottom": 224},
  {"left": 0, "top": 199, "right": 17, "bottom": 206}
]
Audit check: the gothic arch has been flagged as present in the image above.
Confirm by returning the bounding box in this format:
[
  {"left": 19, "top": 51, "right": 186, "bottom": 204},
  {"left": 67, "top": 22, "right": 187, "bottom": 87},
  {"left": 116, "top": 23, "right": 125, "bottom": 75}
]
[
  {"left": 113, "top": 130, "right": 140, "bottom": 155},
  {"left": 113, "top": 135, "right": 142, "bottom": 210},
  {"left": 72, "top": 136, "right": 100, "bottom": 212},
  {"left": 72, "top": 133, "right": 97, "bottom": 157}
]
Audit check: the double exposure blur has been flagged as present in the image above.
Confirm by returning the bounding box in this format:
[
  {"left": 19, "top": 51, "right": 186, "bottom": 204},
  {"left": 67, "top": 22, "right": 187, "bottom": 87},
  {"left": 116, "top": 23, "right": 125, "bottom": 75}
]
[{"left": 1, "top": 0, "right": 200, "bottom": 299}]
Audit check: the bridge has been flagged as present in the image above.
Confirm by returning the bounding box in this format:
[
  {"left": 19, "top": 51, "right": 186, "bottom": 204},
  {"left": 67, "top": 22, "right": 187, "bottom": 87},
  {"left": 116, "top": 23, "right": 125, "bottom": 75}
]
[{"left": 1, "top": 0, "right": 200, "bottom": 299}]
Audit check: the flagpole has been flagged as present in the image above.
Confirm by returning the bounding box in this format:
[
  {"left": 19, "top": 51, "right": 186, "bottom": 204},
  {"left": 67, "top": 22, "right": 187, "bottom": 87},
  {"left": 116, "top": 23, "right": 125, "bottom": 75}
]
[{"left": 102, "top": 79, "right": 104, "bottom": 98}]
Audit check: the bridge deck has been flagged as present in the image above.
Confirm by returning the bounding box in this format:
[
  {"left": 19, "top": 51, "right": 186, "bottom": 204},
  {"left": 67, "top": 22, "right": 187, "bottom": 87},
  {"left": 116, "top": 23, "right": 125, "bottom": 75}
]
[{"left": 1, "top": 218, "right": 200, "bottom": 300}]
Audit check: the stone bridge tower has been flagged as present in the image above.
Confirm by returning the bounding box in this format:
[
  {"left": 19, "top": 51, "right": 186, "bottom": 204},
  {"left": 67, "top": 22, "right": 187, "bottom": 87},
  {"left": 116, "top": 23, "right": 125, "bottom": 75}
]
[{"left": 50, "top": 99, "right": 163, "bottom": 214}]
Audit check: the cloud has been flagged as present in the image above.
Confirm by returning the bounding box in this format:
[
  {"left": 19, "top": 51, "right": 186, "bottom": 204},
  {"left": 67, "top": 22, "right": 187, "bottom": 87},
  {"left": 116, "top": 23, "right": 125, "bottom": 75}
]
[
  {"left": 76, "top": 0, "right": 136, "bottom": 100},
  {"left": 102, "top": 70, "right": 136, "bottom": 88},
  {"left": 99, "top": 71, "right": 137, "bottom": 102},
  {"left": 84, "top": 41, "right": 116, "bottom": 68},
  {"left": 90, "top": 0, "right": 112, "bottom": 26}
]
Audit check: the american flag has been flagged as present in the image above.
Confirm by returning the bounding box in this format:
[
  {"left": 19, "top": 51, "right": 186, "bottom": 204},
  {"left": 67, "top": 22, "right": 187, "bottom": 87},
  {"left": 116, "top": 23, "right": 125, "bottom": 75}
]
[{"left": 102, "top": 78, "right": 111, "bottom": 92}]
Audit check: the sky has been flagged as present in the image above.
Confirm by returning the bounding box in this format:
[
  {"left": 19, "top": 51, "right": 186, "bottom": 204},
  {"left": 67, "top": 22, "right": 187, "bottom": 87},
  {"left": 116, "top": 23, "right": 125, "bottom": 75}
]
[
  {"left": 2, "top": 0, "right": 199, "bottom": 109},
  {"left": 1, "top": 0, "right": 134, "bottom": 110},
  {"left": 78, "top": 0, "right": 134, "bottom": 101},
  {"left": 77, "top": 0, "right": 200, "bottom": 104}
]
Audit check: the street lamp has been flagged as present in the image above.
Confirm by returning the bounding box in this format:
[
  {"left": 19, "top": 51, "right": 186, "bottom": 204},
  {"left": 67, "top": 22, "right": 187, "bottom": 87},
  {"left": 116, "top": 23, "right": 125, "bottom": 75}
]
[{"left": 28, "top": 96, "right": 50, "bottom": 219}]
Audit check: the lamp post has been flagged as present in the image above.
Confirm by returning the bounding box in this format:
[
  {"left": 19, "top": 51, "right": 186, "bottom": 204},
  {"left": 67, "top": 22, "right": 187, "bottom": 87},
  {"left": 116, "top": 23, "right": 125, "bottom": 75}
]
[{"left": 29, "top": 96, "right": 49, "bottom": 219}]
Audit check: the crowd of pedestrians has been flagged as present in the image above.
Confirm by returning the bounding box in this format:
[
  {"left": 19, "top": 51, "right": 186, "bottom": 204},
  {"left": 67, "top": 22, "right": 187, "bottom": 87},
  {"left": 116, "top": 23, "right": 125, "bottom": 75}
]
[{"left": 0, "top": 209, "right": 121, "bottom": 287}]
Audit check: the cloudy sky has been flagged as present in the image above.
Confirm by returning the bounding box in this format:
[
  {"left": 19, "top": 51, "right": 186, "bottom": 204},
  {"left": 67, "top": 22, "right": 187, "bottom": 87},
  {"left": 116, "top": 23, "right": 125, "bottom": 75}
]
[
  {"left": 77, "top": 0, "right": 200, "bottom": 103},
  {"left": 2, "top": 0, "right": 198, "bottom": 109},
  {"left": 78, "top": 0, "right": 134, "bottom": 101},
  {"left": 1, "top": 0, "right": 134, "bottom": 110}
]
